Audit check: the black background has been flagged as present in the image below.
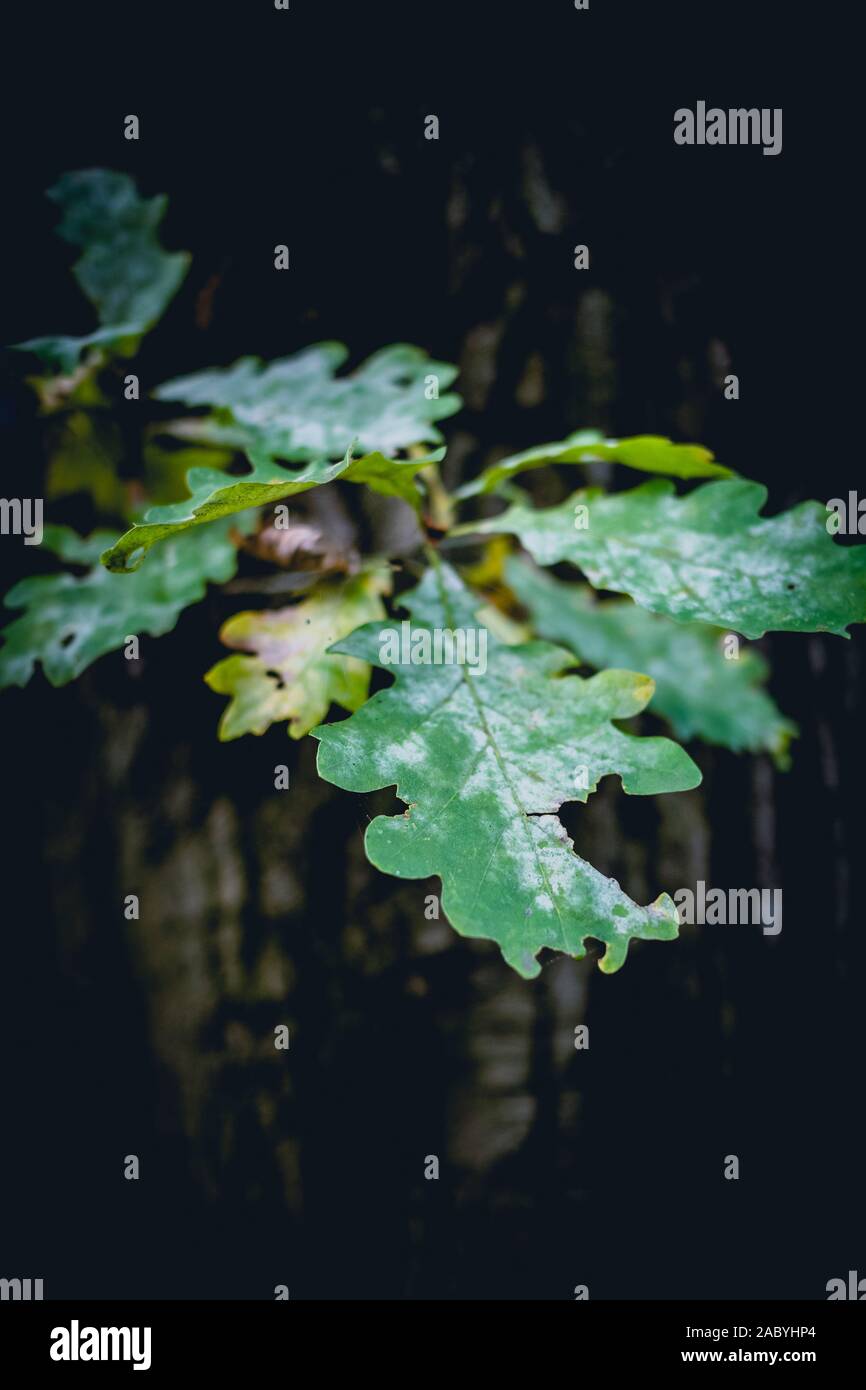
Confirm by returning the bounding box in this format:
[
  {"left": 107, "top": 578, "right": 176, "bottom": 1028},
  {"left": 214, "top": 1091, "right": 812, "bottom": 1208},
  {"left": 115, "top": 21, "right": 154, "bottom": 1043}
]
[{"left": 1, "top": 2, "right": 863, "bottom": 1301}]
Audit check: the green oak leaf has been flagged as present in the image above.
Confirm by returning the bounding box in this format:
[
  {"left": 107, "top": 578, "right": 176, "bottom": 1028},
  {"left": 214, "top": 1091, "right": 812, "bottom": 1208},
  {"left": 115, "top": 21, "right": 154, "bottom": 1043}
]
[
  {"left": 13, "top": 324, "right": 144, "bottom": 375},
  {"left": 11, "top": 170, "right": 190, "bottom": 373},
  {"left": 0, "top": 519, "right": 246, "bottom": 689},
  {"left": 312, "top": 560, "right": 701, "bottom": 978},
  {"left": 457, "top": 429, "right": 731, "bottom": 498},
  {"left": 47, "top": 169, "right": 190, "bottom": 331},
  {"left": 155, "top": 342, "right": 461, "bottom": 461},
  {"left": 205, "top": 563, "right": 392, "bottom": 740},
  {"left": 471, "top": 479, "right": 866, "bottom": 639},
  {"left": 100, "top": 445, "right": 443, "bottom": 572},
  {"left": 506, "top": 556, "right": 797, "bottom": 763}
]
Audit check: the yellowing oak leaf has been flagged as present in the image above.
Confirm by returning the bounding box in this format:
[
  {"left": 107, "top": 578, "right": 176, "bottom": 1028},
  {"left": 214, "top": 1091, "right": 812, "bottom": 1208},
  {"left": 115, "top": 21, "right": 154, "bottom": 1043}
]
[{"left": 205, "top": 563, "right": 392, "bottom": 739}]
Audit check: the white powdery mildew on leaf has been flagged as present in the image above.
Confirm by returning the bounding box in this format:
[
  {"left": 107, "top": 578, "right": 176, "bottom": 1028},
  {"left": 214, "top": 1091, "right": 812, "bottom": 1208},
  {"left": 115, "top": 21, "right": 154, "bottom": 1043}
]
[
  {"left": 382, "top": 731, "right": 428, "bottom": 768},
  {"left": 506, "top": 557, "right": 797, "bottom": 761},
  {"left": 313, "top": 562, "right": 700, "bottom": 978},
  {"left": 477, "top": 480, "right": 866, "bottom": 639},
  {"left": 0, "top": 521, "right": 244, "bottom": 689},
  {"left": 460, "top": 746, "right": 502, "bottom": 799}
]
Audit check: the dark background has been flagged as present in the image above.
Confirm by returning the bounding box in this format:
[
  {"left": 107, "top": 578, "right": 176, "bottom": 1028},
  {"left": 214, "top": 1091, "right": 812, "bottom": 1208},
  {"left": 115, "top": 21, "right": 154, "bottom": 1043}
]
[{"left": 1, "top": 3, "right": 862, "bottom": 1299}]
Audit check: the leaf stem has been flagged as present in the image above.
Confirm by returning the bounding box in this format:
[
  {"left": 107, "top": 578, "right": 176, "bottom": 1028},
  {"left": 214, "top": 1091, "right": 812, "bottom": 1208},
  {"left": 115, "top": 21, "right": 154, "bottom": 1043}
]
[{"left": 408, "top": 444, "right": 455, "bottom": 533}]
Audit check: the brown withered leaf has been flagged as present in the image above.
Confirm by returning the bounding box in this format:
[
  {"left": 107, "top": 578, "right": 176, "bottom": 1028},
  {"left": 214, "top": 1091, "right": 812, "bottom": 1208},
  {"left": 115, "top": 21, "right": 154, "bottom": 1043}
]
[{"left": 240, "top": 520, "right": 360, "bottom": 576}]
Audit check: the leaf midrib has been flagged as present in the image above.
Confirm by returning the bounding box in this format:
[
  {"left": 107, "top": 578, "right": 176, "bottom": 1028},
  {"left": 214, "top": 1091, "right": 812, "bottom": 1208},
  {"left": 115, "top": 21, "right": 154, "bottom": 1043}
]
[{"left": 430, "top": 553, "right": 571, "bottom": 956}]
